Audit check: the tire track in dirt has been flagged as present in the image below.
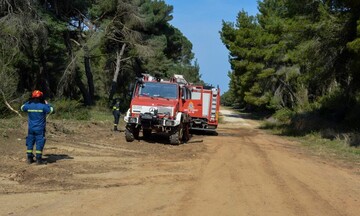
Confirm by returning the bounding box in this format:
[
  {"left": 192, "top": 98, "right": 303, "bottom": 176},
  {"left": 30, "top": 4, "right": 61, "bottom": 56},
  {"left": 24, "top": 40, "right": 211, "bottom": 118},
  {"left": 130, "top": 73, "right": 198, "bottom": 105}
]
[
  {"left": 177, "top": 109, "right": 358, "bottom": 216},
  {"left": 242, "top": 134, "right": 308, "bottom": 216},
  {"left": 178, "top": 132, "right": 304, "bottom": 216},
  {"left": 246, "top": 133, "right": 344, "bottom": 216}
]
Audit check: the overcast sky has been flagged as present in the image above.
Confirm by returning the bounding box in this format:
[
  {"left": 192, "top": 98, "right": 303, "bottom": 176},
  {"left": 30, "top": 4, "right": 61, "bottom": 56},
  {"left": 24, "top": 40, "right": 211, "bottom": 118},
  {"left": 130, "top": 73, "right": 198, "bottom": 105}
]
[{"left": 165, "top": 0, "right": 259, "bottom": 93}]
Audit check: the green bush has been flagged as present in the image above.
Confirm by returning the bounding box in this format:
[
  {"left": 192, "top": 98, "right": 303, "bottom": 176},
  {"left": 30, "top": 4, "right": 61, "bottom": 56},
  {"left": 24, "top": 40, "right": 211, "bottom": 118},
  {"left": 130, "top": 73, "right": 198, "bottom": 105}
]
[
  {"left": 51, "top": 99, "right": 90, "bottom": 120},
  {"left": 273, "top": 108, "right": 295, "bottom": 123},
  {"left": 221, "top": 91, "right": 234, "bottom": 107}
]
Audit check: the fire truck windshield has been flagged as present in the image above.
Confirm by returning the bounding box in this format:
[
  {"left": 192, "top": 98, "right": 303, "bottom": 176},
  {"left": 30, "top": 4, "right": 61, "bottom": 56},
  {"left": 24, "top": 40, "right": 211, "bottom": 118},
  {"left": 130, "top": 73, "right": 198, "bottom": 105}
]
[{"left": 138, "top": 82, "right": 177, "bottom": 99}]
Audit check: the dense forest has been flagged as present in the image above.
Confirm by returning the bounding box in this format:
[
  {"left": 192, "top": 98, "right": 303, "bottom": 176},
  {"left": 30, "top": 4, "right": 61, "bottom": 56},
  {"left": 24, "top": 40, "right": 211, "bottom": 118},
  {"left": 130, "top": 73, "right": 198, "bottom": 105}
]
[
  {"left": 0, "top": 0, "right": 202, "bottom": 117},
  {"left": 221, "top": 0, "right": 360, "bottom": 130}
]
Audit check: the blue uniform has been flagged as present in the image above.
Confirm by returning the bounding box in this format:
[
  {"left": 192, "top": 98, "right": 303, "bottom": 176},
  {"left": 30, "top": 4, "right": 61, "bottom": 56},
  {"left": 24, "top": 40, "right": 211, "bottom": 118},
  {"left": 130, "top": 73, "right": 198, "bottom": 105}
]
[{"left": 21, "top": 101, "right": 54, "bottom": 160}]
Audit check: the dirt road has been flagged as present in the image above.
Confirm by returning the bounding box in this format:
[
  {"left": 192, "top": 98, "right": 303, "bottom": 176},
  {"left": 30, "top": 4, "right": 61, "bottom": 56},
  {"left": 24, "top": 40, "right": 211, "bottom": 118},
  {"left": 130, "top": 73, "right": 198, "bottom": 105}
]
[{"left": 0, "top": 108, "right": 359, "bottom": 216}]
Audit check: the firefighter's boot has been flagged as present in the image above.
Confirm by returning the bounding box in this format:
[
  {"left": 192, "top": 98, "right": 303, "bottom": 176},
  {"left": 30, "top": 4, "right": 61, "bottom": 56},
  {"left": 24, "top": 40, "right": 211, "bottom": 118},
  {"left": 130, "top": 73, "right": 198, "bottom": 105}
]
[
  {"left": 114, "top": 125, "right": 118, "bottom": 131},
  {"left": 27, "top": 156, "right": 35, "bottom": 164},
  {"left": 36, "top": 158, "right": 47, "bottom": 165},
  {"left": 36, "top": 153, "right": 47, "bottom": 165}
]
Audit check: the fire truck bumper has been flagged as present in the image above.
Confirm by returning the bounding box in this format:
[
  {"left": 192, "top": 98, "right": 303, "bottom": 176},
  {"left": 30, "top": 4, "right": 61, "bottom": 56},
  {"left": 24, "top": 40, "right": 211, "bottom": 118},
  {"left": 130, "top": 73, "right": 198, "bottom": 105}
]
[{"left": 126, "top": 116, "right": 177, "bottom": 128}]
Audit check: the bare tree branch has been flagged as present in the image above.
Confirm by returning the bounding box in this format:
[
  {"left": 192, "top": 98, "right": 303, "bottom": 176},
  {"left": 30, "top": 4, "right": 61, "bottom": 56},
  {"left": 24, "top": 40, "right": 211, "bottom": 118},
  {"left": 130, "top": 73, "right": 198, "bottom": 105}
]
[
  {"left": 3, "top": 0, "right": 14, "bottom": 14},
  {"left": 70, "top": 38, "right": 81, "bottom": 47},
  {"left": 0, "top": 89, "right": 22, "bottom": 117},
  {"left": 57, "top": 54, "right": 78, "bottom": 95},
  {"left": 113, "top": 43, "right": 126, "bottom": 82}
]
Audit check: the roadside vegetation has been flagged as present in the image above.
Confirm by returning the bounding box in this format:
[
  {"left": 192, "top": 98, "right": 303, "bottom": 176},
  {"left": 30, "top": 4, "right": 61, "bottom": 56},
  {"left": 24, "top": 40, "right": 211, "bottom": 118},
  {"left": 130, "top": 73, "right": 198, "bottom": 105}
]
[
  {"left": 221, "top": 107, "right": 360, "bottom": 164},
  {"left": 221, "top": 0, "right": 360, "bottom": 157},
  {"left": 261, "top": 116, "right": 360, "bottom": 163}
]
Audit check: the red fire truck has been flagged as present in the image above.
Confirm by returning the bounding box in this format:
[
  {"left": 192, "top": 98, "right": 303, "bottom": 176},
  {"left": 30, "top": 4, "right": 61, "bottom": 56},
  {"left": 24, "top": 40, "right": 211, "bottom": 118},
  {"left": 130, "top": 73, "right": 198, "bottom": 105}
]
[
  {"left": 184, "top": 85, "right": 221, "bottom": 132},
  {"left": 124, "top": 74, "right": 192, "bottom": 144},
  {"left": 124, "top": 74, "right": 220, "bottom": 144}
]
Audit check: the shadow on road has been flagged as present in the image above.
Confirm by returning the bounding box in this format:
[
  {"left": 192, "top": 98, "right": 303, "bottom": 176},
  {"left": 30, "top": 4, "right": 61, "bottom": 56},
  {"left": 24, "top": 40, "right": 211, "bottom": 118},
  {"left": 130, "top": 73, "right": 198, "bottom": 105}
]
[{"left": 44, "top": 154, "right": 74, "bottom": 163}]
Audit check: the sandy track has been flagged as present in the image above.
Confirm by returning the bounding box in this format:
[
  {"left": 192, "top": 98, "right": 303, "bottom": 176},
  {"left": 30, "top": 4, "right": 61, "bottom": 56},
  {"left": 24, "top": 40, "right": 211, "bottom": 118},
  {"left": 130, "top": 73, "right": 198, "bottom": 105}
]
[{"left": 0, "top": 108, "right": 359, "bottom": 216}]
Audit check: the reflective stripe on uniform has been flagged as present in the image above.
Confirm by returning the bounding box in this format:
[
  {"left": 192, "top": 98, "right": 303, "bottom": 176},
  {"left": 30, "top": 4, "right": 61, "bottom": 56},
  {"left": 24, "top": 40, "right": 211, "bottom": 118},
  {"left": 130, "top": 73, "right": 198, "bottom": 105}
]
[
  {"left": 113, "top": 107, "right": 120, "bottom": 110},
  {"left": 50, "top": 107, "right": 54, "bottom": 114},
  {"left": 36, "top": 150, "right": 42, "bottom": 154},
  {"left": 28, "top": 110, "right": 44, "bottom": 113},
  {"left": 21, "top": 105, "right": 25, "bottom": 111},
  {"left": 26, "top": 150, "right": 33, "bottom": 153},
  {"left": 114, "top": 124, "right": 118, "bottom": 126}
]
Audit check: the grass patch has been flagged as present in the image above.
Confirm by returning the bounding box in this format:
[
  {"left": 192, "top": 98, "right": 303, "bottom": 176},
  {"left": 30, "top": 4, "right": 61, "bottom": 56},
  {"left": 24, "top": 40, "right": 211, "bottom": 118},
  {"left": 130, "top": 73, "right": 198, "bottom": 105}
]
[
  {"left": 0, "top": 118, "right": 25, "bottom": 130},
  {"left": 300, "top": 133, "right": 360, "bottom": 161},
  {"left": 262, "top": 121, "right": 360, "bottom": 163},
  {"left": 88, "top": 107, "right": 115, "bottom": 122}
]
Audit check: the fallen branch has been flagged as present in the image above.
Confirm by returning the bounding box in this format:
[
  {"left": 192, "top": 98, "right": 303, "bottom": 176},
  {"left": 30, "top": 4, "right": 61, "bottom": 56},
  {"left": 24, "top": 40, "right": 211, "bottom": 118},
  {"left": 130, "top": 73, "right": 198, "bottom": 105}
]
[{"left": 0, "top": 89, "right": 22, "bottom": 117}]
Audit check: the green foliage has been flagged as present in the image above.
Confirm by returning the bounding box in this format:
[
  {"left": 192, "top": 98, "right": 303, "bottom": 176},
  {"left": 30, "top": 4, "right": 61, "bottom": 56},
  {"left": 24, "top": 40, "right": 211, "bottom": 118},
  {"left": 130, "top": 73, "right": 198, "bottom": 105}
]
[
  {"left": 0, "top": 0, "right": 202, "bottom": 117},
  {"left": 273, "top": 108, "right": 295, "bottom": 123},
  {"left": 220, "top": 91, "right": 233, "bottom": 107},
  {"left": 221, "top": 0, "right": 360, "bottom": 130},
  {"left": 52, "top": 99, "right": 90, "bottom": 120}
]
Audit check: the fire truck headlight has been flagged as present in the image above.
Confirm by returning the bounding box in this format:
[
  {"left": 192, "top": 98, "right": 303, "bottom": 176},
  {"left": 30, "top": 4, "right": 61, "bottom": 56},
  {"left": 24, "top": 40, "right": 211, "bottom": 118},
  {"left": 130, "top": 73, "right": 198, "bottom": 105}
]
[
  {"left": 129, "top": 117, "right": 138, "bottom": 123},
  {"left": 165, "top": 120, "right": 175, "bottom": 126}
]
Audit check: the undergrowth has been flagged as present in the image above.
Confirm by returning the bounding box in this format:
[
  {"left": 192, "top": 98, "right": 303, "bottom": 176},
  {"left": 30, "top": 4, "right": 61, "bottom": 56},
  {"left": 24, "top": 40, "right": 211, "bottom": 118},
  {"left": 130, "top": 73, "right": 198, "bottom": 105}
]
[{"left": 261, "top": 109, "right": 360, "bottom": 163}]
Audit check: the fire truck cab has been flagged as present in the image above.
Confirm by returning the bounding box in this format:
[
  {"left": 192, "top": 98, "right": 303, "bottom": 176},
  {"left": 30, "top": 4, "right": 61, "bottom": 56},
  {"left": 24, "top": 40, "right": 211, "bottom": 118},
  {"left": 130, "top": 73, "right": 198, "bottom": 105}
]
[{"left": 124, "top": 74, "right": 191, "bottom": 144}]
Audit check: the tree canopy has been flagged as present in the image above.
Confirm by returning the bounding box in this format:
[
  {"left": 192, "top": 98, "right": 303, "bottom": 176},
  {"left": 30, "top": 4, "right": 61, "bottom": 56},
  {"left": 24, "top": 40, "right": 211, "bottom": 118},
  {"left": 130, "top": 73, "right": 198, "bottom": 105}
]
[
  {"left": 0, "top": 0, "right": 202, "bottom": 115},
  {"left": 221, "top": 0, "right": 360, "bottom": 126}
]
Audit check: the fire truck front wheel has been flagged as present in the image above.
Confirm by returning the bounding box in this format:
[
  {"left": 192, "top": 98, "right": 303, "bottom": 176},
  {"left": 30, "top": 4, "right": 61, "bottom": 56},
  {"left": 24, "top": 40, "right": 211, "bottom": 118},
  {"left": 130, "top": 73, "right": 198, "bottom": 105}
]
[
  {"left": 169, "top": 120, "right": 188, "bottom": 145},
  {"left": 125, "top": 126, "right": 140, "bottom": 142},
  {"left": 169, "top": 125, "right": 182, "bottom": 145}
]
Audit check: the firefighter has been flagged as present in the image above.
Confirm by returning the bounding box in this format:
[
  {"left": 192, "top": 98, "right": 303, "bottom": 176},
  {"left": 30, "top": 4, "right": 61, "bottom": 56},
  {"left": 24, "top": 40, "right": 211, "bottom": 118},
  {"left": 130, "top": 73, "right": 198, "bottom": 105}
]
[
  {"left": 21, "top": 90, "right": 54, "bottom": 165},
  {"left": 112, "top": 98, "right": 121, "bottom": 131}
]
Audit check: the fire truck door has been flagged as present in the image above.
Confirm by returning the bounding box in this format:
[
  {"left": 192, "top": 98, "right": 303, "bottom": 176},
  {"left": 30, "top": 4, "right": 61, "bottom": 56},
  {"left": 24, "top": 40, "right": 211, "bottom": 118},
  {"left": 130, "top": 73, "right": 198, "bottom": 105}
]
[{"left": 183, "top": 88, "right": 203, "bottom": 118}]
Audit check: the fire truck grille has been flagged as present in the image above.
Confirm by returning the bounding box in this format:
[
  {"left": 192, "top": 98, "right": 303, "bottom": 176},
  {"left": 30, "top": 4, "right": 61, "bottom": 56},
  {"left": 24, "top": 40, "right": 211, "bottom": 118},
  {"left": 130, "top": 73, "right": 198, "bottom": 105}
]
[
  {"left": 132, "top": 105, "right": 173, "bottom": 116},
  {"left": 157, "top": 107, "right": 172, "bottom": 115}
]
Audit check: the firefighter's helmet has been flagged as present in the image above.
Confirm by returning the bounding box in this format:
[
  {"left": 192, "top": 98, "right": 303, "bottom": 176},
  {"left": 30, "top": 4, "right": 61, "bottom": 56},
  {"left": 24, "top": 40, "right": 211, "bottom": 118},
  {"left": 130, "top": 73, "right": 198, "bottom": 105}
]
[{"left": 31, "top": 90, "right": 43, "bottom": 98}]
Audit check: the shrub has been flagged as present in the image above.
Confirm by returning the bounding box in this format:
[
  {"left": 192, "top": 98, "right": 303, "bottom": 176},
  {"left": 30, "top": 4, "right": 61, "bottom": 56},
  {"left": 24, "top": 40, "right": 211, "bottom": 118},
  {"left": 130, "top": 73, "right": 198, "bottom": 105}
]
[
  {"left": 273, "top": 108, "right": 295, "bottom": 123},
  {"left": 51, "top": 99, "right": 90, "bottom": 120}
]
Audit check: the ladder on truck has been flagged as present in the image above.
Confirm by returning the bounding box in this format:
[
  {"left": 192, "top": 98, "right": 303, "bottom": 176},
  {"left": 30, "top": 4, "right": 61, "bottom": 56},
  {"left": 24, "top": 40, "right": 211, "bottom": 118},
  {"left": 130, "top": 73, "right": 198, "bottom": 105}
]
[{"left": 210, "top": 88, "right": 219, "bottom": 123}]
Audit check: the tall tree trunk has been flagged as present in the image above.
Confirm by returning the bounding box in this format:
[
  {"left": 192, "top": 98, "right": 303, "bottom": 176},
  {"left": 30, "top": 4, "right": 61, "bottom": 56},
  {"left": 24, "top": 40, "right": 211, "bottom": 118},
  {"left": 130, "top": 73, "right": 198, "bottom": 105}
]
[
  {"left": 84, "top": 45, "right": 94, "bottom": 105},
  {"left": 39, "top": 54, "right": 51, "bottom": 98},
  {"left": 75, "top": 68, "right": 91, "bottom": 106},
  {"left": 109, "top": 43, "right": 126, "bottom": 102},
  {"left": 63, "top": 32, "right": 91, "bottom": 105}
]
